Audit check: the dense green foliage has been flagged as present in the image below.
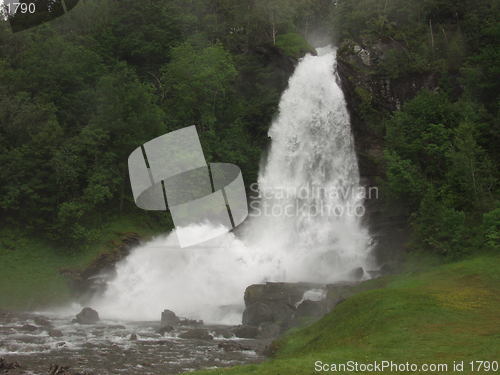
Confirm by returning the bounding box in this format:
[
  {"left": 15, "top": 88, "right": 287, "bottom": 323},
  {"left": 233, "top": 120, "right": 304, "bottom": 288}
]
[
  {"left": 0, "top": 0, "right": 318, "bottom": 245},
  {"left": 190, "top": 253, "right": 500, "bottom": 374},
  {"left": 0, "top": 0, "right": 498, "bottom": 311},
  {"left": 333, "top": 0, "right": 499, "bottom": 256}
]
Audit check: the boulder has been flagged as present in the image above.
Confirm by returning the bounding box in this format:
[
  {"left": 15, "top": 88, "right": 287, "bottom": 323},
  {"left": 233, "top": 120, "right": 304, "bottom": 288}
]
[
  {"left": 257, "top": 322, "right": 281, "bottom": 339},
  {"left": 242, "top": 302, "right": 273, "bottom": 326},
  {"left": 48, "top": 329, "right": 64, "bottom": 338},
  {"left": 48, "top": 364, "right": 71, "bottom": 375},
  {"left": 348, "top": 267, "right": 365, "bottom": 280},
  {"left": 74, "top": 307, "right": 99, "bottom": 324},
  {"left": 157, "top": 325, "right": 174, "bottom": 336},
  {"left": 178, "top": 318, "right": 203, "bottom": 326},
  {"left": 295, "top": 300, "right": 325, "bottom": 319},
  {"left": 129, "top": 333, "right": 138, "bottom": 341},
  {"left": 244, "top": 283, "right": 315, "bottom": 307},
  {"left": 325, "top": 282, "right": 358, "bottom": 311},
  {"left": 242, "top": 282, "right": 325, "bottom": 329},
  {"left": 48, "top": 364, "right": 93, "bottom": 375},
  {"left": 380, "top": 263, "right": 397, "bottom": 275},
  {"left": 161, "top": 309, "right": 179, "bottom": 327},
  {"left": 74, "top": 308, "right": 99, "bottom": 324},
  {"left": 232, "top": 325, "right": 259, "bottom": 339},
  {"left": 178, "top": 328, "right": 213, "bottom": 340},
  {"left": 211, "top": 328, "right": 233, "bottom": 338},
  {"left": 34, "top": 316, "right": 52, "bottom": 327},
  {"left": 19, "top": 324, "right": 38, "bottom": 332},
  {"left": 0, "top": 357, "right": 20, "bottom": 370},
  {"left": 218, "top": 341, "right": 250, "bottom": 352}
]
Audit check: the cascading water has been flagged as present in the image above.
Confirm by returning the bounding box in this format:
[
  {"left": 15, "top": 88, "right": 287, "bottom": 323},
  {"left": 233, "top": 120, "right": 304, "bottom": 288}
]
[{"left": 91, "top": 46, "right": 373, "bottom": 324}]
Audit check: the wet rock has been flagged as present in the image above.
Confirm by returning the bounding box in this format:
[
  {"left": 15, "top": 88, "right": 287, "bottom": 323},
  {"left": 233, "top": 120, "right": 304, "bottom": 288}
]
[
  {"left": 348, "top": 267, "right": 365, "bottom": 280},
  {"left": 48, "top": 364, "right": 70, "bottom": 374},
  {"left": 178, "top": 318, "right": 203, "bottom": 326},
  {"left": 244, "top": 283, "right": 310, "bottom": 306},
  {"left": 295, "top": 300, "right": 325, "bottom": 319},
  {"left": 262, "top": 340, "right": 281, "bottom": 357},
  {"left": 48, "top": 329, "right": 64, "bottom": 338},
  {"left": 129, "top": 333, "right": 138, "bottom": 341},
  {"left": 160, "top": 309, "right": 179, "bottom": 327},
  {"left": 232, "top": 325, "right": 259, "bottom": 339},
  {"left": 242, "top": 302, "right": 274, "bottom": 326},
  {"left": 34, "top": 316, "right": 52, "bottom": 327},
  {"left": 243, "top": 282, "right": 323, "bottom": 329},
  {"left": 48, "top": 364, "right": 93, "bottom": 375},
  {"left": 325, "top": 282, "right": 359, "bottom": 311},
  {"left": 178, "top": 328, "right": 213, "bottom": 340},
  {"left": 380, "top": 263, "right": 397, "bottom": 275},
  {"left": 257, "top": 322, "right": 281, "bottom": 339},
  {"left": 19, "top": 324, "right": 38, "bottom": 332},
  {"left": 157, "top": 325, "right": 174, "bottom": 336},
  {"left": 218, "top": 341, "right": 250, "bottom": 352},
  {"left": 74, "top": 307, "right": 99, "bottom": 324},
  {"left": 211, "top": 328, "right": 233, "bottom": 338},
  {"left": 0, "top": 357, "right": 20, "bottom": 370},
  {"left": 60, "top": 232, "right": 141, "bottom": 296},
  {"left": 107, "top": 325, "right": 126, "bottom": 330}
]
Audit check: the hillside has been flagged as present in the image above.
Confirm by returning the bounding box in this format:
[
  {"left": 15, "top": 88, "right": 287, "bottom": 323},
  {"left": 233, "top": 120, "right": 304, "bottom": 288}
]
[{"left": 190, "top": 253, "right": 500, "bottom": 374}]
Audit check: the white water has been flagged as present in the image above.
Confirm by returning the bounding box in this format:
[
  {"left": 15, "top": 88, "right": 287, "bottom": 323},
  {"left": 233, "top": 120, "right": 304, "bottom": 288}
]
[{"left": 91, "top": 47, "right": 373, "bottom": 324}]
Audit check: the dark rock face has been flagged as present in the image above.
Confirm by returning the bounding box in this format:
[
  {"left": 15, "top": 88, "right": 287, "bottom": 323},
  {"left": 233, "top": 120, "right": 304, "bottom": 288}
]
[
  {"left": 241, "top": 282, "right": 367, "bottom": 335},
  {"left": 242, "top": 302, "right": 274, "bottom": 326},
  {"left": 232, "top": 325, "right": 259, "bottom": 339},
  {"left": 60, "top": 232, "right": 141, "bottom": 297},
  {"left": 74, "top": 307, "right": 99, "bottom": 324},
  {"left": 336, "top": 40, "right": 419, "bottom": 265},
  {"left": 257, "top": 322, "right": 281, "bottom": 339},
  {"left": 161, "top": 309, "right": 180, "bottom": 327},
  {"left": 178, "top": 328, "right": 213, "bottom": 340},
  {"left": 242, "top": 282, "right": 325, "bottom": 331},
  {"left": 295, "top": 300, "right": 325, "bottom": 319}
]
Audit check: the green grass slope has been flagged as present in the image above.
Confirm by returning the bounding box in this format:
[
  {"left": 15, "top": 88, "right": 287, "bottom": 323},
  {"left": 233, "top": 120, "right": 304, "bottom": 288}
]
[
  {"left": 191, "top": 253, "right": 500, "bottom": 375},
  {"left": 0, "top": 214, "right": 165, "bottom": 310}
]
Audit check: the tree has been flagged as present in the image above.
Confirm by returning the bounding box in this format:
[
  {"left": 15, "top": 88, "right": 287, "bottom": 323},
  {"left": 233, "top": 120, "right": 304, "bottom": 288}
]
[{"left": 160, "top": 43, "right": 237, "bottom": 131}]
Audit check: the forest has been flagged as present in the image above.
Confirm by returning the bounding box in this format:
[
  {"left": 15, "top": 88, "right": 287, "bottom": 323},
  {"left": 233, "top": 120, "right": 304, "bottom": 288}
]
[
  {"left": 0, "top": 1, "right": 498, "bottom": 374},
  {"left": 0, "top": 0, "right": 497, "bottom": 256}
]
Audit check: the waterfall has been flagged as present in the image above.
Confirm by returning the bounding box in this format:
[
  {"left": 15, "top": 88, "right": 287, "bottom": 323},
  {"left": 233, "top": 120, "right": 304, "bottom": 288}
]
[{"left": 91, "top": 46, "right": 373, "bottom": 324}]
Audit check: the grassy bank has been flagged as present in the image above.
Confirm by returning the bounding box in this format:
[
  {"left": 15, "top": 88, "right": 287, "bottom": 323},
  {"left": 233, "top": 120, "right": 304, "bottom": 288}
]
[
  {"left": 0, "top": 214, "right": 166, "bottom": 310},
  {"left": 190, "top": 253, "right": 500, "bottom": 375}
]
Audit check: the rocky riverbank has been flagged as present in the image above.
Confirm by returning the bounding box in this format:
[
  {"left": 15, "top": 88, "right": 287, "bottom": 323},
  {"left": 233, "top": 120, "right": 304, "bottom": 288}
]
[
  {"left": 0, "top": 310, "right": 268, "bottom": 375},
  {"left": 0, "top": 267, "right": 389, "bottom": 374}
]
